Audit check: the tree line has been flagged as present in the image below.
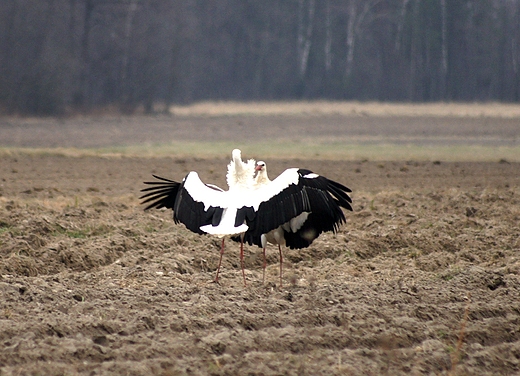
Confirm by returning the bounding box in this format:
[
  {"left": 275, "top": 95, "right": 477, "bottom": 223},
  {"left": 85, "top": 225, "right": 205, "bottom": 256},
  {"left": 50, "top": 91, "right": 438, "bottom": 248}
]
[{"left": 1, "top": 0, "right": 519, "bottom": 115}]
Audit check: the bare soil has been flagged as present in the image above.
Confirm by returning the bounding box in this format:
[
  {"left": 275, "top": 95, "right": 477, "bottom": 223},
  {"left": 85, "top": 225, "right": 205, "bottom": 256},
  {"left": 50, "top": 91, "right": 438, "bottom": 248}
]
[{"left": 1, "top": 114, "right": 520, "bottom": 375}]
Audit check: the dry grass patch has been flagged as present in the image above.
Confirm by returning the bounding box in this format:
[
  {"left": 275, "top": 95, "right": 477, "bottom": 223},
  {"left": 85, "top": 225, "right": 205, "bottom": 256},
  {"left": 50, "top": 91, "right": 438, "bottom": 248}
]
[{"left": 170, "top": 101, "right": 520, "bottom": 118}]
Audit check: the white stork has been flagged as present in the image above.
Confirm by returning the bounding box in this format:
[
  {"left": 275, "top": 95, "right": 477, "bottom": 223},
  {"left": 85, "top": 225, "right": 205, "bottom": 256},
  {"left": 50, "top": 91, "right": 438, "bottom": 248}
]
[
  {"left": 235, "top": 160, "right": 353, "bottom": 288},
  {"left": 141, "top": 149, "right": 353, "bottom": 287},
  {"left": 140, "top": 149, "right": 255, "bottom": 285}
]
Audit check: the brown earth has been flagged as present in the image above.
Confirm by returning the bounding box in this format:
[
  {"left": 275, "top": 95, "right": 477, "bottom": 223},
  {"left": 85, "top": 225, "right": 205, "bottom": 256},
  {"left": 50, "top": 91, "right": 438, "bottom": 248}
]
[{"left": 1, "top": 114, "right": 520, "bottom": 375}]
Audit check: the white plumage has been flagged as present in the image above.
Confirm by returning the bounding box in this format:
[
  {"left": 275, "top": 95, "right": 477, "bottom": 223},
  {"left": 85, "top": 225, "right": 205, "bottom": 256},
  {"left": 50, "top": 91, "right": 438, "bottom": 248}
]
[
  {"left": 199, "top": 150, "right": 253, "bottom": 236},
  {"left": 226, "top": 148, "right": 255, "bottom": 190}
]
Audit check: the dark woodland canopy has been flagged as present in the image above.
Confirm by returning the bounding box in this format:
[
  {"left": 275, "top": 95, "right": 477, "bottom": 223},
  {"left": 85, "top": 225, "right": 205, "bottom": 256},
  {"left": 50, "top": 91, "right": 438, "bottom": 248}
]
[{"left": 1, "top": 0, "right": 519, "bottom": 115}]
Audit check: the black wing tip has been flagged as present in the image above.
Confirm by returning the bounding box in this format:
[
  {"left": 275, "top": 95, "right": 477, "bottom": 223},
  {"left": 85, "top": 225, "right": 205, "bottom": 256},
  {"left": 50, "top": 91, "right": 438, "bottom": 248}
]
[
  {"left": 140, "top": 174, "right": 181, "bottom": 210},
  {"left": 141, "top": 174, "right": 181, "bottom": 187},
  {"left": 324, "top": 178, "right": 353, "bottom": 211},
  {"left": 327, "top": 178, "right": 352, "bottom": 193},
  {"left": 152, "top": 174, "right": 176, "bottom": 182}
]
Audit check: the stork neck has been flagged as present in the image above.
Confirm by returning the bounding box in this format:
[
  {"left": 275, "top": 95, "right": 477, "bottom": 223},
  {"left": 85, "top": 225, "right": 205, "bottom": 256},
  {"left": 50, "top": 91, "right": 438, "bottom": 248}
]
[{"left": 255, "top": 170, "right": 270, "bottom": 186}]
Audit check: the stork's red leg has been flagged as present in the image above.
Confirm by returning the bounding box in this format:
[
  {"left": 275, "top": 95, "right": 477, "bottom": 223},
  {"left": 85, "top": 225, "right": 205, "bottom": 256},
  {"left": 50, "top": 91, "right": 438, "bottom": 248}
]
[
  {"left": 240, "top": 239, "right": 247, "bottom": 286},
  {"left": 278, "top": 244, "right": 283, "bottom": 289},
  {"left": 214, "top": 238, "right": 225, "bottom": 283},
  {"left": 262, "top": 247, "right": 267, "bottom": 283}
]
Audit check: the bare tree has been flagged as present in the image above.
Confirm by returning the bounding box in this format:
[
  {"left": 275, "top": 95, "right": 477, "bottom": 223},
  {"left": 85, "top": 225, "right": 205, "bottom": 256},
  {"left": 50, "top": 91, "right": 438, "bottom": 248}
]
[
  {"left": 297, "top": 0, "right": 315, "bottom": 78},
  {"left": 344, "top": 0, "right": 380, "bottom": 78},
  {"left": 440, "top": 0, "right": 448, "bottom": 97},
  {"left": 394, "top": 0, "right": 411, "bottom": 51},
  {"left": 324, "top": 0, "right": 332, "bottom": 71},
  {"left": 120, "top": 0, "right": 139, "bottom": 111}
]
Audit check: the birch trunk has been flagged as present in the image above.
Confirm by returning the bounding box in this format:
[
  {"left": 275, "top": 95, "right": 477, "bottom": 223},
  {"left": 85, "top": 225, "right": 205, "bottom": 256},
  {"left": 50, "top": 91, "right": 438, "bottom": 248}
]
[
  {"left": 121, "top": 0, "right": 138, "bottom": 106},
  {"left": 395, "top": 0, "right": 410, "bottom": 51},
  {"left": 345, "top": 1, "right": 357, "bottom": 77},
  {"left": 79, "top": 0, "right": 94, "bottom": 107},
  {"left": 325, "top": 0, "right": 332, "bottom": 71},
  {"left": 297, "top": 0, "right": 315, "bottom": 78},
  {"left": 440, "top": 0, "right": 448, "bottom": 97}
]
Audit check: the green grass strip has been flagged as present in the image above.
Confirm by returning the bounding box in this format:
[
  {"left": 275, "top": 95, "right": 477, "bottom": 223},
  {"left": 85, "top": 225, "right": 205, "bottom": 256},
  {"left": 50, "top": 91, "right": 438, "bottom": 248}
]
[{"left": 1, "top": 141, "right": 519, "bottom": 162}]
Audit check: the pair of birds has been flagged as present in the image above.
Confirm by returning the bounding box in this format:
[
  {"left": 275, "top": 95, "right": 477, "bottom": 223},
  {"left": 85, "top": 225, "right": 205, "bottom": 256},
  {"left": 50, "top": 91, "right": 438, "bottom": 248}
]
[{"left": 140, "top": 149, "right": 352, "bottom": 288}]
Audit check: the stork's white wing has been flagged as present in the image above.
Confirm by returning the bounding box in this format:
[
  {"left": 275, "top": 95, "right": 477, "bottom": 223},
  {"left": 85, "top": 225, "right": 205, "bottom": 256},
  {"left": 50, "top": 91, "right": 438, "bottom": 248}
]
[
  {"left": 183, "top": 171, "right": 230, "bottom": 209},
  {"left": 247, "top": 168, "right": 301, "bottom": 210}
]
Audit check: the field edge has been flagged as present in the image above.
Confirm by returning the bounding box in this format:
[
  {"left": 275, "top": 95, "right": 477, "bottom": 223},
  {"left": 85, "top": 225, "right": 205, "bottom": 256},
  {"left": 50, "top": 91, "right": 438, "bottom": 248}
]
[{"left": 1, "top": 141, "right": 520, "bottom": 162}]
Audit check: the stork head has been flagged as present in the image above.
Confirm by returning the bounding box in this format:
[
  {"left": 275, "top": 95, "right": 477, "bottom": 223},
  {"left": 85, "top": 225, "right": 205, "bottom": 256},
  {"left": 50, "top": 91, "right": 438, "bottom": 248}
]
[
  {"left": 255, "top": 160, "right": 266, "bottom": 172},
  {"left": 231, "top": 149, "right": 242, "bottom": 162},
  {"left": 254, "top": 161, "right": 269, "bottom": 183}
]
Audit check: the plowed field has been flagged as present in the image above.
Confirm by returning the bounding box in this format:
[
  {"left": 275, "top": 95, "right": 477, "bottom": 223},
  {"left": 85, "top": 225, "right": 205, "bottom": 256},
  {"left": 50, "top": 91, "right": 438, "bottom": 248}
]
[{"left": 1, "top": 108, "right": 520, "bottom": 375}]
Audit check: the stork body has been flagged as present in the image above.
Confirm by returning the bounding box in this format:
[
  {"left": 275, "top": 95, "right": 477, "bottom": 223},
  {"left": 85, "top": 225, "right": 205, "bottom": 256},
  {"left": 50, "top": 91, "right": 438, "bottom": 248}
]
[
  {"left": 141, "top": 149, "right": 255, "bottom": 285},
  {"left": 141, "top": 150, "right": 353, "bottom": 287},
  {"left": 243, "top": 160, "right": 353, "bottom": 288}
]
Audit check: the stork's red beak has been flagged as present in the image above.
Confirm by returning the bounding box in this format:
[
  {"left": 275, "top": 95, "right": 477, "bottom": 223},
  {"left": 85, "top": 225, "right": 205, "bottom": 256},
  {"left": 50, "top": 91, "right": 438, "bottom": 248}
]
[{"left": 255, "top": 165, "right": 263, "bottom": 171}]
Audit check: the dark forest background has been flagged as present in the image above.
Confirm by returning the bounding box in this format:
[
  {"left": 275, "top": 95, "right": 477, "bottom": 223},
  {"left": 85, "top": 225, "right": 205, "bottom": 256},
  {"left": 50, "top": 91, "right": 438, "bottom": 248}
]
[{"left": 1, "top": 0, "right": 519, "bottom": 115}]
